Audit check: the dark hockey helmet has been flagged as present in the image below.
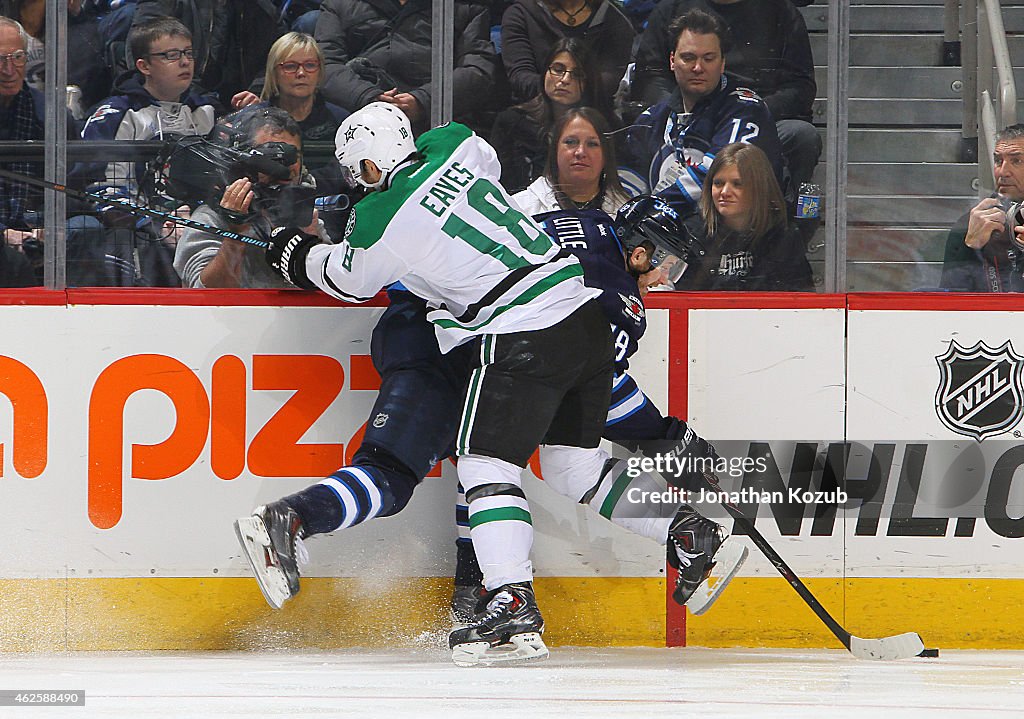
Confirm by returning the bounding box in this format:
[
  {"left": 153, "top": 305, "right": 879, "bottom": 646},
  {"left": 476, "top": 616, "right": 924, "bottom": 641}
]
[{"left": 615, "top": 194, "right": 697, "bottom": 285}]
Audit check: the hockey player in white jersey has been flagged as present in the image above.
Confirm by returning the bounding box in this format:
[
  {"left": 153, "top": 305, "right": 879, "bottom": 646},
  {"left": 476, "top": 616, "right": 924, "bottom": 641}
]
[{"left": 235, "top": 102, "right": 616, "bottom": 666}]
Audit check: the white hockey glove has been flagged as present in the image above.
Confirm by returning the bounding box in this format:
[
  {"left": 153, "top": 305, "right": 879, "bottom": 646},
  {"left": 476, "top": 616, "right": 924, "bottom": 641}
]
[{"left": 265, "top": 226, "right": 319, "bottom": 289}]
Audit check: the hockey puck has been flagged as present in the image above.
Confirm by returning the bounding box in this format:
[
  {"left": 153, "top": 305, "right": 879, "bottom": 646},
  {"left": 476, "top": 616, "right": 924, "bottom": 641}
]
[{"left": 919, "top": 648, "right": 940, "bottom": 658}]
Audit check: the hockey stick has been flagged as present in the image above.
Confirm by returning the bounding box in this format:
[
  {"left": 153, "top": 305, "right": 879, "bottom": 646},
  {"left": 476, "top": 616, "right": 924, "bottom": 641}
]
[
  {"left": 0, "top": 167, "right": 271, "bottom": 249},
  {"left": 705, "top": 476, "right": 931, "bottom": 660}
]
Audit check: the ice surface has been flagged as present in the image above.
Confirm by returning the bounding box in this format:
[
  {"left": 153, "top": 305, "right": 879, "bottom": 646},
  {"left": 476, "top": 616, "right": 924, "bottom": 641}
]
[{"left": 0, "top": 647, "right": 1020, "bottom": 718}]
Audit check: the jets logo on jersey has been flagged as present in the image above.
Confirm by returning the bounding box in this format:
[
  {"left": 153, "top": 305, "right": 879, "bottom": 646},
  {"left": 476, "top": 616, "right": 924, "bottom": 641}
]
[
  {"left": 83, "top": 104, "right": 121, "bottom": 131},
  {"left": 935, "top": 339, "right": 1024, "bottom": 441},
  {"left": 732, "top": 87, "right": 762, "bottom": 104},
  {"left": 618, "top": 293, "right": 645, "bottom": 324}
]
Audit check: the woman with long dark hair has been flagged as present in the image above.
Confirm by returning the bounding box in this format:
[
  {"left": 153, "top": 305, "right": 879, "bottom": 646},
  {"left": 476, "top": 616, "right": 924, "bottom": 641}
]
[
  {"left": 513, "top": 106, "right": 629, "bottom": 216},
  {"left": 490, "top": 38, "right": 608, "bottom": 193},
  {"left": 500, "top": 0, "right": 633, "bottom": 107}
]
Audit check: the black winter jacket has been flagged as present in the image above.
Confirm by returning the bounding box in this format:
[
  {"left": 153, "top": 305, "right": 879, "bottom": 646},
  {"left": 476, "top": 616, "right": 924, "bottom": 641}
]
[
  {"left": 132, "top": 0, "right": 285, "bottom": 105},
  {"left": 500, "top": 0, "right": 634, "bottom": 105},
  {"left": 632, "top": 0, "right": 815, "bottom": 122},
  {"left": 679, "top": 214, "right": 814, "bottom": 291},
  {"left": 315, "top": 0, "right": 498, "bottom": 131},
  {"left": 940, "top": 207, "right": 1024, "bottom": 292}
]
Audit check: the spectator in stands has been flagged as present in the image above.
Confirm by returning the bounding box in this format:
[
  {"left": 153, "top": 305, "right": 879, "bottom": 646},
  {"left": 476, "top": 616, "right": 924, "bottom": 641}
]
[
  {"left": 314, "top": 0, "right": 498, "bottom": 134},
  {"left": 173, "top": 107, "right": 324, "bottom": 288},
  {"left": 941, "top": 124, "right": 1024, "bottom": 292},
  {"left": 513, "top": 106, "right": 629, "bottom": 216},
  {"left": 0, "top": 16, "right": 78, "bottom": 285},
  {"left": 230, "top": 32, "right": 349, "bottom": 144},
  {"left": 273, "top": 0, "right": 321, "bottom": 34},
  {"left": 81, "top": 17, "right": 219, "bottom": 196},
  {"left": 0, "top": 0, "right": 112, "bottom": 118},
  {"left": 130, "top": 0, "right": 285, "bottom": 106},
  {"left": 491, "top": 38, "right": 602, "bottom": 193},
  {"left": 629, "top": 0, "right": 819, "bottom": 190},
  {"left": 229, "top": 32, "right": 352, "bottom": 204},
  {"left": 674, "top": 141, "right": 812, "bottom": 291},
  {"left": 500, "top": 0, "right": 633, "bottom": 108},
  {"left": 78, "top": 16, "right": 220, "bottom": 285},
  {"left": 621, "top": 9, "right": 786, "bottom": 221}
]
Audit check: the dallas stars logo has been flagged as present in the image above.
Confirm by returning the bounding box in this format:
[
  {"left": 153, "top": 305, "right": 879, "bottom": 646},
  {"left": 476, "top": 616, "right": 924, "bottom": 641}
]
[{"left": 344, "top": 126, "right": 358, "bottom": 141}]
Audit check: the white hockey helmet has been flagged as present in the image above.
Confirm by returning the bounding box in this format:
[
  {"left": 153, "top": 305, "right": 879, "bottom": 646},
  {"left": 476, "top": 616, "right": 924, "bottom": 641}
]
[{"left": 334, "top": 102, "right": 416, "bottom": 190}]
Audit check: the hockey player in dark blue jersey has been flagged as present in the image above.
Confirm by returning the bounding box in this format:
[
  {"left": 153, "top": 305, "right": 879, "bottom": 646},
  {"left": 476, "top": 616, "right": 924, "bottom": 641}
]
[
  {"left": 237, "top": 189, "right": 743, "bottom": 666},
  {"left": 619, "top": 9, "right": 788, "bottom": 219},
  {"left": 451, "top": 196, "right": 748, "bottom": 634}
]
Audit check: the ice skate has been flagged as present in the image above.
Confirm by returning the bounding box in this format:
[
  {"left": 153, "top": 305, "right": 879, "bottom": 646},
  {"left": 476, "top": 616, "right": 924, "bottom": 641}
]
[
  {"left": 667, "top": 504, "right": 747, "bottom": 614},
  {"left": 450, "top": 584, "right": 487, "bottom": 629},
  {"left": 449, "top": 582, "right": 549, "bottom": 667},
  {"left": 234, "top": 500, "right": 308, "bottom": 609}
]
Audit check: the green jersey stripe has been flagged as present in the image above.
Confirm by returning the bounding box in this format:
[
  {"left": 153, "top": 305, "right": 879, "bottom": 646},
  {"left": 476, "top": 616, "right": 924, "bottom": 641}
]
[
  {"left": 433, "top": 262, "right": 584, "bottom": 332},
  {"left": 458, "top": 360, "right": 486, "bottom": 455},
  {"left": 469, "top": 506, "right": 533, "bottom": 528},
  {"left": 599, "top": 467, "right": 635, "bottom": 520}
]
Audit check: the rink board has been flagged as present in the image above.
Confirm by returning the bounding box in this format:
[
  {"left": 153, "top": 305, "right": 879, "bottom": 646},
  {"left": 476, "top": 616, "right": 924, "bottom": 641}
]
[{"left": 0, "top": 290, "right": 1021, "bottom": 650}]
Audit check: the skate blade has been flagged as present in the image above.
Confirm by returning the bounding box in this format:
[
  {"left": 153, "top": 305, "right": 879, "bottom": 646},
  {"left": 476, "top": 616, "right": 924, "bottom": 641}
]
[
  {"left": 234, "top": 515, "right": 294, "bottom": 610},
  {"left": 685, "top": 538, "right": 748, "bottom": 616},
  {"left": 451, "top": 632, "right": 549, "bottom": 667}
]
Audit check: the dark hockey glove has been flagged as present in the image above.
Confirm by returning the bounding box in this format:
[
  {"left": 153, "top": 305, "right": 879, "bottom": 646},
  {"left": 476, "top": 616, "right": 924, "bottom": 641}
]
[
  {"left": 265, "top": 226, "right": 319, "bottom": 290},
  {"left": 640, "top": 421, "right": 720, "bottom": 494}
]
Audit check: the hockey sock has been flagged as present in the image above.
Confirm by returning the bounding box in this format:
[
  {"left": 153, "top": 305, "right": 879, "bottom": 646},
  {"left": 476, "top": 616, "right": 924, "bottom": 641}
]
[
  {"left": 285, "top": 466, "right": 391, "bottom": 535},
  {"left": 539, "top": 445, "right": 672, "bottom": 545},
  {"left": 582, "top": 456, "right": 671, "bottom": 545},
  {"left": 459, "top": 455, "right": 534, "bottom": 591},
  {"left": 453, "top": 483, "right": 484, "bottom": 586}
]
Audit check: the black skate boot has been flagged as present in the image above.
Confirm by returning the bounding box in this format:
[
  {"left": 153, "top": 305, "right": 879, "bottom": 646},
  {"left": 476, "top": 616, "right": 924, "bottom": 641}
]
[
  {"left": 234, "top": 500, "right": 308, "bottom": 609},
  {"left": 667, "top": 504, "right": 747, "bottom": 614},
  {"left": 450, "top": 584, "right": 487, "bottom": 628},
  {"left": 448, "top": 582, "right": 548, "bottom": 666}
]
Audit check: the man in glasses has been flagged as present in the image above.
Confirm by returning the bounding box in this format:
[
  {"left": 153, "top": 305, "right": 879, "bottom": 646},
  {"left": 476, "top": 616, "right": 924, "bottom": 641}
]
[
  {"left": 621, "top": 9, "right": 786, "bottom": 221},
  {"left": 173, "top": 106, "right": 324, "bottom": 288},
  {"left": 0, "top": 17, "right": 75, "bottom": 286},
  {"left": 77, "top": 16, "right": 221, "bottom": 286}
]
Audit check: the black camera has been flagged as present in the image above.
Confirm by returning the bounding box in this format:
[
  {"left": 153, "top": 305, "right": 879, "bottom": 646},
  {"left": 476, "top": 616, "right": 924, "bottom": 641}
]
[
  {"left": 152, "top": 135, "right": 295, "bottom": 206},
  {"left": 1005, "top": 201, "right": 1024, "bottom": 252}
]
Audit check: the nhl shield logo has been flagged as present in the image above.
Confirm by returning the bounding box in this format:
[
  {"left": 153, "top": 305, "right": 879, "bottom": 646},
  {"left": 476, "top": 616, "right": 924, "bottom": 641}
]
[{"left": 935, "top": 340, "right": 1024, "bottom": 440}]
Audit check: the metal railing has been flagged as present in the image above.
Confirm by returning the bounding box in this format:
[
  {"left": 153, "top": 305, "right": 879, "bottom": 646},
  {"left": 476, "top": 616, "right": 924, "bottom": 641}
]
[{"left": 958, "top": 0, "right": 1018, "bottom": 195}]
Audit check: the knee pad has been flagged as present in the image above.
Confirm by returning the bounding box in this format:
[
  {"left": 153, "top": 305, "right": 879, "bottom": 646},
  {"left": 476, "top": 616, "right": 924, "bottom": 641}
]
[
  {"left": 456, "top": 454, "right": 522, "bottom": 495},
  {"left": 538, "top": 444, "right": 610, "bottom": 503}
]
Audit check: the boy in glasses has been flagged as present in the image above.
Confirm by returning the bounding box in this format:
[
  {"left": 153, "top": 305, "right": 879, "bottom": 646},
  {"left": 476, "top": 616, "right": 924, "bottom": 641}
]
[
  {"left": 76, "top": 17, "right": 223, "bottom": 285},
  {"left": 80, "top": 16, "right": 222, "bottom": 197}
]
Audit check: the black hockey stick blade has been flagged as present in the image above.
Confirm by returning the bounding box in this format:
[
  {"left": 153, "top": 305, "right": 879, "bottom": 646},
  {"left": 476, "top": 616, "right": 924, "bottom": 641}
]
[{"left": 0, "top": 166, "right": 271, "bottom": 249}]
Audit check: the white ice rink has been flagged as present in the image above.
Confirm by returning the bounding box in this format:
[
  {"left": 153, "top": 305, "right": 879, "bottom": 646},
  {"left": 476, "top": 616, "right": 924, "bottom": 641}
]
[{"left": 1, "top": 647, "right": 1021, "bottom": 718}]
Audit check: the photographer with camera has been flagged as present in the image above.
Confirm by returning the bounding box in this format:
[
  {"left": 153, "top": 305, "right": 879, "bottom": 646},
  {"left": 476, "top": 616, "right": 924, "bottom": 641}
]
[
  {"left": 941, "top": 124, "right": 1024, "bottom": 292},
  {"left": 173, "top": 106, "right": 323, "bottom": 288}
]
